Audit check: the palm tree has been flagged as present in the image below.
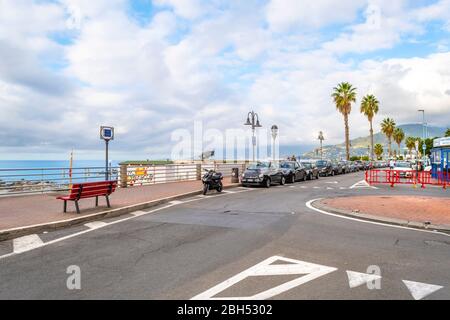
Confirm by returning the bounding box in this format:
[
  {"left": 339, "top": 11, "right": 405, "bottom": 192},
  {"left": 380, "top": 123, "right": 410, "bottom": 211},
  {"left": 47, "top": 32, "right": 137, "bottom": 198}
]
[
  {"left": 332, "top": 82, "right": 357, "bottom": 160},
  {"left": 360, "top": 94, "right": 379, "bottom": 161},
  {"left": 393, "top": 127, "right": 405, "bottom": 157},
  {"left": 405, "top": 136, "right": 416, "bottom": 158},
  {"left": 380, "top": 118, "right": 396, "bottom": 157},
  {"left": 374, "top": 143, "right": 383, "bottom": 160},
  {"left": 446, "top": 128, "right": 450, "bottom": 137}
]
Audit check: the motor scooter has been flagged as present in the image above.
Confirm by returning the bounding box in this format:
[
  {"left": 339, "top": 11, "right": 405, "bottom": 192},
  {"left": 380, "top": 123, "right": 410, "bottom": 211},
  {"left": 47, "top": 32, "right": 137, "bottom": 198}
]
[{"left": 202, "top": 169, "right": 223, "bottom": 195}]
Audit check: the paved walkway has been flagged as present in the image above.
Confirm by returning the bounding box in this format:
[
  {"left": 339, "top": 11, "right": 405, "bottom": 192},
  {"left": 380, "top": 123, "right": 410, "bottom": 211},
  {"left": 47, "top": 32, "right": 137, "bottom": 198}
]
[
  {"left": 320, "top": 196, "right": 450, "bottom": 227},
  {"left": 0, "top": 180, "right": 237, "bottom": 230}
]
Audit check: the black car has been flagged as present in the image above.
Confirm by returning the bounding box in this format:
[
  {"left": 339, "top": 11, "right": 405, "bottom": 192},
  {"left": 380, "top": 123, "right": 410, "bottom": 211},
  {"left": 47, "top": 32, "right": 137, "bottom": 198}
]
[
  {"left": 241, "top": 161, "right": 285, "bottom": 188},
  {"left": 316, "top": 160, "right": 333, "bottom": 176},
  {"left": 301, "top": 161, "right": 319, "bottom": 180},
  {"left": 332, "top": 161, "right": 344, "bottom": 175},
  {"left": 339, "top": 161, "right": 351, "bottom": 174},
  {"left": 279, "top": 161, "right": 307, "bottom": 183}
]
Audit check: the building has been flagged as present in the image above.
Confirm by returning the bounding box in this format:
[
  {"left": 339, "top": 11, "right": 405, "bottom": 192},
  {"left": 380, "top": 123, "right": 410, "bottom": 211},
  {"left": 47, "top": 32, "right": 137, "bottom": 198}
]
[{"left": 430, "top": 137, "right": 450, "bottom": 181}]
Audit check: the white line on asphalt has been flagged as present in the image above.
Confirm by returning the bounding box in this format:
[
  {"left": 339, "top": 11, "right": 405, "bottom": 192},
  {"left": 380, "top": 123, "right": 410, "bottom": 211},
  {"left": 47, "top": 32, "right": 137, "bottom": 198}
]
[
  {"left": 402, "top": 280, "right": 444, "bottom": 300},
  {"left": 13, "top": 234, "right": 44, "bottom": 254},
  {"left": 169, "top": 200, "right": 185, "bottom": 205},
  {"left": 221, "top": 190, "right": 236, "bottom": 194},
  {"left": 191, "top": 256, "right": 337, "bottom": 300},
  {"left": 325, "top": 181, "right": 339, "bottom": 184},
  {"left": 326, "top": 187, "right": 334, "bottom": 190},
  {"left": 305, "top": 199, "right": 450, "bottom": 237},
  {"left": 84, "top": 221, "right": 108, "bottom": 229}
]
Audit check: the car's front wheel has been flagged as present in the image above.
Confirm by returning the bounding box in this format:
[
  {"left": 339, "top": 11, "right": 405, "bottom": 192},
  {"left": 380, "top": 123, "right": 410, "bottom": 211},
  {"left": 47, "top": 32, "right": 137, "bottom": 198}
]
[
  {"left": 265, "top": 178, "right": 271, "bottom": 188},
  {"left": 280, "top": 176, "right": 286, "bottom": 185}
]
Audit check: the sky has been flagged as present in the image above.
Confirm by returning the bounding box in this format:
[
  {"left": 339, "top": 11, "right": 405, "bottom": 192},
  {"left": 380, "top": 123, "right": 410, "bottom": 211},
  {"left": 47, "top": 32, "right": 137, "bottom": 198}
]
[{"left": 0, "top": 0, "right": 450, "bottom": 160}]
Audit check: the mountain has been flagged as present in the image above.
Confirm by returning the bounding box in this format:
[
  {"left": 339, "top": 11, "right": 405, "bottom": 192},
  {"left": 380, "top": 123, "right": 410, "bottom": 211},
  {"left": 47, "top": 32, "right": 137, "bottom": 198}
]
[{"left": 302, "top": 124, "right": 448, "bottom": 159}]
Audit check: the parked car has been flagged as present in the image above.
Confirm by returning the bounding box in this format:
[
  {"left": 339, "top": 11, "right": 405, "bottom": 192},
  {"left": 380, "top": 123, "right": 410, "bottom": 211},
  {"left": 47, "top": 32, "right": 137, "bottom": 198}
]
[
  {"left": 241, "top": 161, "right": 285, "bottom": 188},
  {"left": 279, "top": 161, "right": 307, "bottom": 183},
  {"left": 355, "top": 160, "right": 365, "bottom": 171},
  {"left": 348, "top": 161, "right": 359, "bottom": 172},
  {"left": 339, "top": 161, "right": 351, "bottom": 174},
  {"left": 332, "top": 161, "right": 344, "bottom": 175},
  {"left": 393, "top": 161, "right": 413, "bottom": 178},
  {"left": 301, "top": 161, "right": 319, "bottom": 180},
  {"left": 316, "top": 160, "right": 333, "bottom": 176}
]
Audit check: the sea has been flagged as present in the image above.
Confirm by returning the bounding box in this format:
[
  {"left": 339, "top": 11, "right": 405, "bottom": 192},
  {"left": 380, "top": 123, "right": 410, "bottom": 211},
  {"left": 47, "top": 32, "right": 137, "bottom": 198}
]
[{"left": 0, "top": 160, "right": 121, "bottom": 185}]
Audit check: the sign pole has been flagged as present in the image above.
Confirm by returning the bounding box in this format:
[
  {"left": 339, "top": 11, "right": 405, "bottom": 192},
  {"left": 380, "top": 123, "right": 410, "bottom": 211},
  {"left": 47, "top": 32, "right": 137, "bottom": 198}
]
[{"left": 105, "top": 140, "right": 109, "bottom": 181}]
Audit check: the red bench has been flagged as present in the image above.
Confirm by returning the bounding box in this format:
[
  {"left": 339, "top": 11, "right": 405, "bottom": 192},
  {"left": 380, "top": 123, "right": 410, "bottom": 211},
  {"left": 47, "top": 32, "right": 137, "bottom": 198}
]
[{"left": 57, "top": 180, "right": 117, "bottom": 213}]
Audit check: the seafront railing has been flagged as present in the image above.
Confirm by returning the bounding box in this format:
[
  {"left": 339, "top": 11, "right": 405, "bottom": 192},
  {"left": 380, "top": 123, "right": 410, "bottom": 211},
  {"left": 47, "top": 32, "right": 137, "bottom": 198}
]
[
  {"left": 0, "top": 162, "right": 247, "bottom": 196},
  {"left": 0, "top": 167, "right": 120, "bottom": 196}
]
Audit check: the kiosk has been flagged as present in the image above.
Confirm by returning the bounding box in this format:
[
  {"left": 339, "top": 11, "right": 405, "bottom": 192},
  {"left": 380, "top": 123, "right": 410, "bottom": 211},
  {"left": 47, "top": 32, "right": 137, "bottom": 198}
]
[{"left": 430, "top": 137, "right": 450, "bottom": 181}]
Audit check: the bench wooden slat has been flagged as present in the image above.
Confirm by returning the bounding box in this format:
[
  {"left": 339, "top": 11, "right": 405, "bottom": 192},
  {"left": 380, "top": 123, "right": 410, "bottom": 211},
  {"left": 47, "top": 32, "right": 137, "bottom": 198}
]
[{"left": 56, "top": 180, "right": 117, "bottom": 213}]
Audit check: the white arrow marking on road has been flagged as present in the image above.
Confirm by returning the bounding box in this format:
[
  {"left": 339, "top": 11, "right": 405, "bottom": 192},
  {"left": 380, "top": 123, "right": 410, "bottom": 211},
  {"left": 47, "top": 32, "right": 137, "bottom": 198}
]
[
  {"left": 346, "top": 270, "right": 381, "bottom": 288},
  {"left": 349, "top": 180, "right": 378, "bottom": 189},
  {"left": 402, "top": 280, "right": 443, "bottom": 300},
  {"left": 191, "top": 256, "right": 337, "bottom": 300},
  {"left": 84, "top": 221, "right": 108, "bottom": 229},
  {"left": 13, "top": 234, "right": 44, "bottom": 253}
]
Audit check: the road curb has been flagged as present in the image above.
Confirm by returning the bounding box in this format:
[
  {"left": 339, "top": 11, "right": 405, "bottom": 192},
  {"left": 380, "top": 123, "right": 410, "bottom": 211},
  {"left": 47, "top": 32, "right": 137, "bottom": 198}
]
[
  {"left": 311, "top": 199, "right": 450, "bottom": 234},
  {"left": 0, "top": 183, "right": 242, "bottom": 241}
]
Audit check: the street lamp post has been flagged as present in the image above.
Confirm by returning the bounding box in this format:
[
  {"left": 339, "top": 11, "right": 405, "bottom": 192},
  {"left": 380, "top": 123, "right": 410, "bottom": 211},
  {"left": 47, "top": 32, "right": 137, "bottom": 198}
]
[
  {"left": 418, "top": 109, "right": 426, "bottom": 161},
  {"left": 271, "top": 125, "right": 278, "bottom": 162},
  {"left": 244, "top": 110, "right": 262, "bottom": 162},
  {"left": 318, "top": 131, "right": 325, "bottom": 160}
]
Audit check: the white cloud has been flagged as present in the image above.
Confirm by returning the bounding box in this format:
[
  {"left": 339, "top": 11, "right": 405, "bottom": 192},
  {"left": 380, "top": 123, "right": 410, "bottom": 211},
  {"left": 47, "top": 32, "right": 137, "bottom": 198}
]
[{"left": 0, "top": 0, "right": 450, "bottom": 159}]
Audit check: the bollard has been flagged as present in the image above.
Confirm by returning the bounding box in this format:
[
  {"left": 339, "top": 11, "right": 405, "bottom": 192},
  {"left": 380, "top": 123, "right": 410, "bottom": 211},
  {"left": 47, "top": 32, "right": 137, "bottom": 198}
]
[
  {"left": 119, "top": 164, "right": 128, "bottom": 188},
  {"left": 231, "top": 168, "right": 239, "bottom": 183}
]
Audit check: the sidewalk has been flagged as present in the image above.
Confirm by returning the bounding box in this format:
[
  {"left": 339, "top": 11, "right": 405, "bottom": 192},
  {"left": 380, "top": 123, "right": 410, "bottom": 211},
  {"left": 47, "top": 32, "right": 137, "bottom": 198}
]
[
  {"left": 314, "top": 196, "right": 450, "bottom": 232},
  {"left": 0, "top": 180, "right": 238, "bottom": 232}
]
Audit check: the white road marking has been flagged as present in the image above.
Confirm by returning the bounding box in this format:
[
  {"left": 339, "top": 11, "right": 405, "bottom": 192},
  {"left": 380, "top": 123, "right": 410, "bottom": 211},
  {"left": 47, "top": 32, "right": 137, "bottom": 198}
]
[
  {"left": 13, "top": 234, "right": 44, "bottom": 254},
  {"left": 169, "top": 200, "right": 184, "bottom": 204},
  {"left": 221, "top": 190, "right": 236, "bottom": 194},
  {"left": 305, "top": 199, "right": 450, "bottom": 237},
  {"left": 326, "top": 187, "right": 334, "bottom": 190},
  {"left": 130, "top": 210, "right": 148, "bottom": 216},
  {"left": 300, "top": 186, "right": 307, "bottom": 189},
  {"left": 313, "top": 187, "right": 320, "bottom": 189},
  {"left": 84, "top": 221, "right": 108, "bottom": 229},
  {"left": 402, "top": 280, "right": 444, "bottom": 300},
  {"left": 191, "top": 256, "right": 337, "bottom": 300},
  {"left": 349, "top": 180, "right": 378, "bottom": 189},
  {"left": 339, "top": 187, "right": 347, "bottom": 190},
  {"left": 346, "top": 270, "right": 381, "bottom": 288},
  {"left": 325, "top": 181, "right": 339, "bottom": 184}
]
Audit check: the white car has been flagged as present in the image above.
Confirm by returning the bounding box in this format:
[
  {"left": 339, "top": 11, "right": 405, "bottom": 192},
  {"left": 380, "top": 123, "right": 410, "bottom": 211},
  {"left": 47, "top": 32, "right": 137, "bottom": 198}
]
[{"left": 393, "top": 161, "right": 413, "bottom": 178}]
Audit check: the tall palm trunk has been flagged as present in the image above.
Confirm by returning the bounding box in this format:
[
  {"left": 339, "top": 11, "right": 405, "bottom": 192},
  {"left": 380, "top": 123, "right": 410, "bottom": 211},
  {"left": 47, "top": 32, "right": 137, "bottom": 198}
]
[
  {"left": 388, "top": 137, "right": 392, "bottom": 157},
  {"left": 344, "top": 113, "right": 350, "bottom": 160},
  {"left": 369, "top": 120, "right": 374, "bottom": 161}
]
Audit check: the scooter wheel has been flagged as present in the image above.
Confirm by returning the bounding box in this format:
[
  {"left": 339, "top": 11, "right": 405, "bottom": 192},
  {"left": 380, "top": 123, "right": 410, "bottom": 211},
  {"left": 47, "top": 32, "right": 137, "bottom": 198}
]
[
  {"left": 217, "top": 183, "right": 223, "bottom": 193},
  {"left": 203, "top": 184, "right": 209, "bottom": 195}
]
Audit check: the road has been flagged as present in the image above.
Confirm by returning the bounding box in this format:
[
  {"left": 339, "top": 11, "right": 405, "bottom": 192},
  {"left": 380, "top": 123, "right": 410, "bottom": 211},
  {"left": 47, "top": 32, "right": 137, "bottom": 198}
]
[{"left": 0, "top": 172, "right": 449, "bottom": 300}]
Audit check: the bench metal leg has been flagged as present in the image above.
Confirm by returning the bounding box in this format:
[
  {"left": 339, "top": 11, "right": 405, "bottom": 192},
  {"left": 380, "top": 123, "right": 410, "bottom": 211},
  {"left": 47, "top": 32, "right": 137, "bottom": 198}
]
[
  {"left": 95, "top": 196, "right": 99, "bottom": 207},
  {"left": 63, "top": 200, "right": 67, "bottom": 213},
  {"left": 105, "top": 195, "right": 111, "bottom": 208},
  {"left": 75, "top": 200, "right": 80, "bottom": 214}
]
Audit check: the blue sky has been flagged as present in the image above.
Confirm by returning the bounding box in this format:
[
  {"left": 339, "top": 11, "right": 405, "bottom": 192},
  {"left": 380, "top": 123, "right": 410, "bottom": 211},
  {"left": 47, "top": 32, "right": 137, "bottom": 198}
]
[{"left": 0, "top": 0, "right": 449, "bottom": 160}]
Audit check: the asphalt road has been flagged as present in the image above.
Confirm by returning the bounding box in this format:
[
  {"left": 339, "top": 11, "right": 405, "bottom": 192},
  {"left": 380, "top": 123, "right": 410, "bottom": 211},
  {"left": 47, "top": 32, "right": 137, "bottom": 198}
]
[{"left": 0, "top": 172, "right": 449, "bottom": 300}]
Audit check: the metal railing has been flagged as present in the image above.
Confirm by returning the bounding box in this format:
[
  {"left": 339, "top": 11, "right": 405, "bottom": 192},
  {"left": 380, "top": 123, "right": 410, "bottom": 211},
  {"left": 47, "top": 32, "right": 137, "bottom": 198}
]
[
  {"left": 123, "top": 162, "right": 246, "bottom": 187},
  {"left": 0, "top": 162, "right": 248, "bottom": 196},
  {"left": 0, "top": 166, "right": 119, "bottom": 196}
]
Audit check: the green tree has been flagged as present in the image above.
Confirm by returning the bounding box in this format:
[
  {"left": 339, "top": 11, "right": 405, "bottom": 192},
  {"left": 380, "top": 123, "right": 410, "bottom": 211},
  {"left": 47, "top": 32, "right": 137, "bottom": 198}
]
[
  {"left": 380, "top": 118, "right": 396, "bottom": 157},
  {"left": 332, "top": 82, "right": 357, "bottom": 160},
  {"left": 405, "top": 136, "right": 416, "bottom": 158},
  {"left": 374, "top": 143, "right": 384, "bottom": 160},
  {"left": 445, "top": 128, "right": 450, "bottom": 137},
  {"left": 393, "top": 127, "right": 405, "bottom": 157},
  {"left": 360, "top": 94, "right": 379, "bottom": 161},
  {"left": 418, "top": 137, "right": 435, "bottom": 156}
]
